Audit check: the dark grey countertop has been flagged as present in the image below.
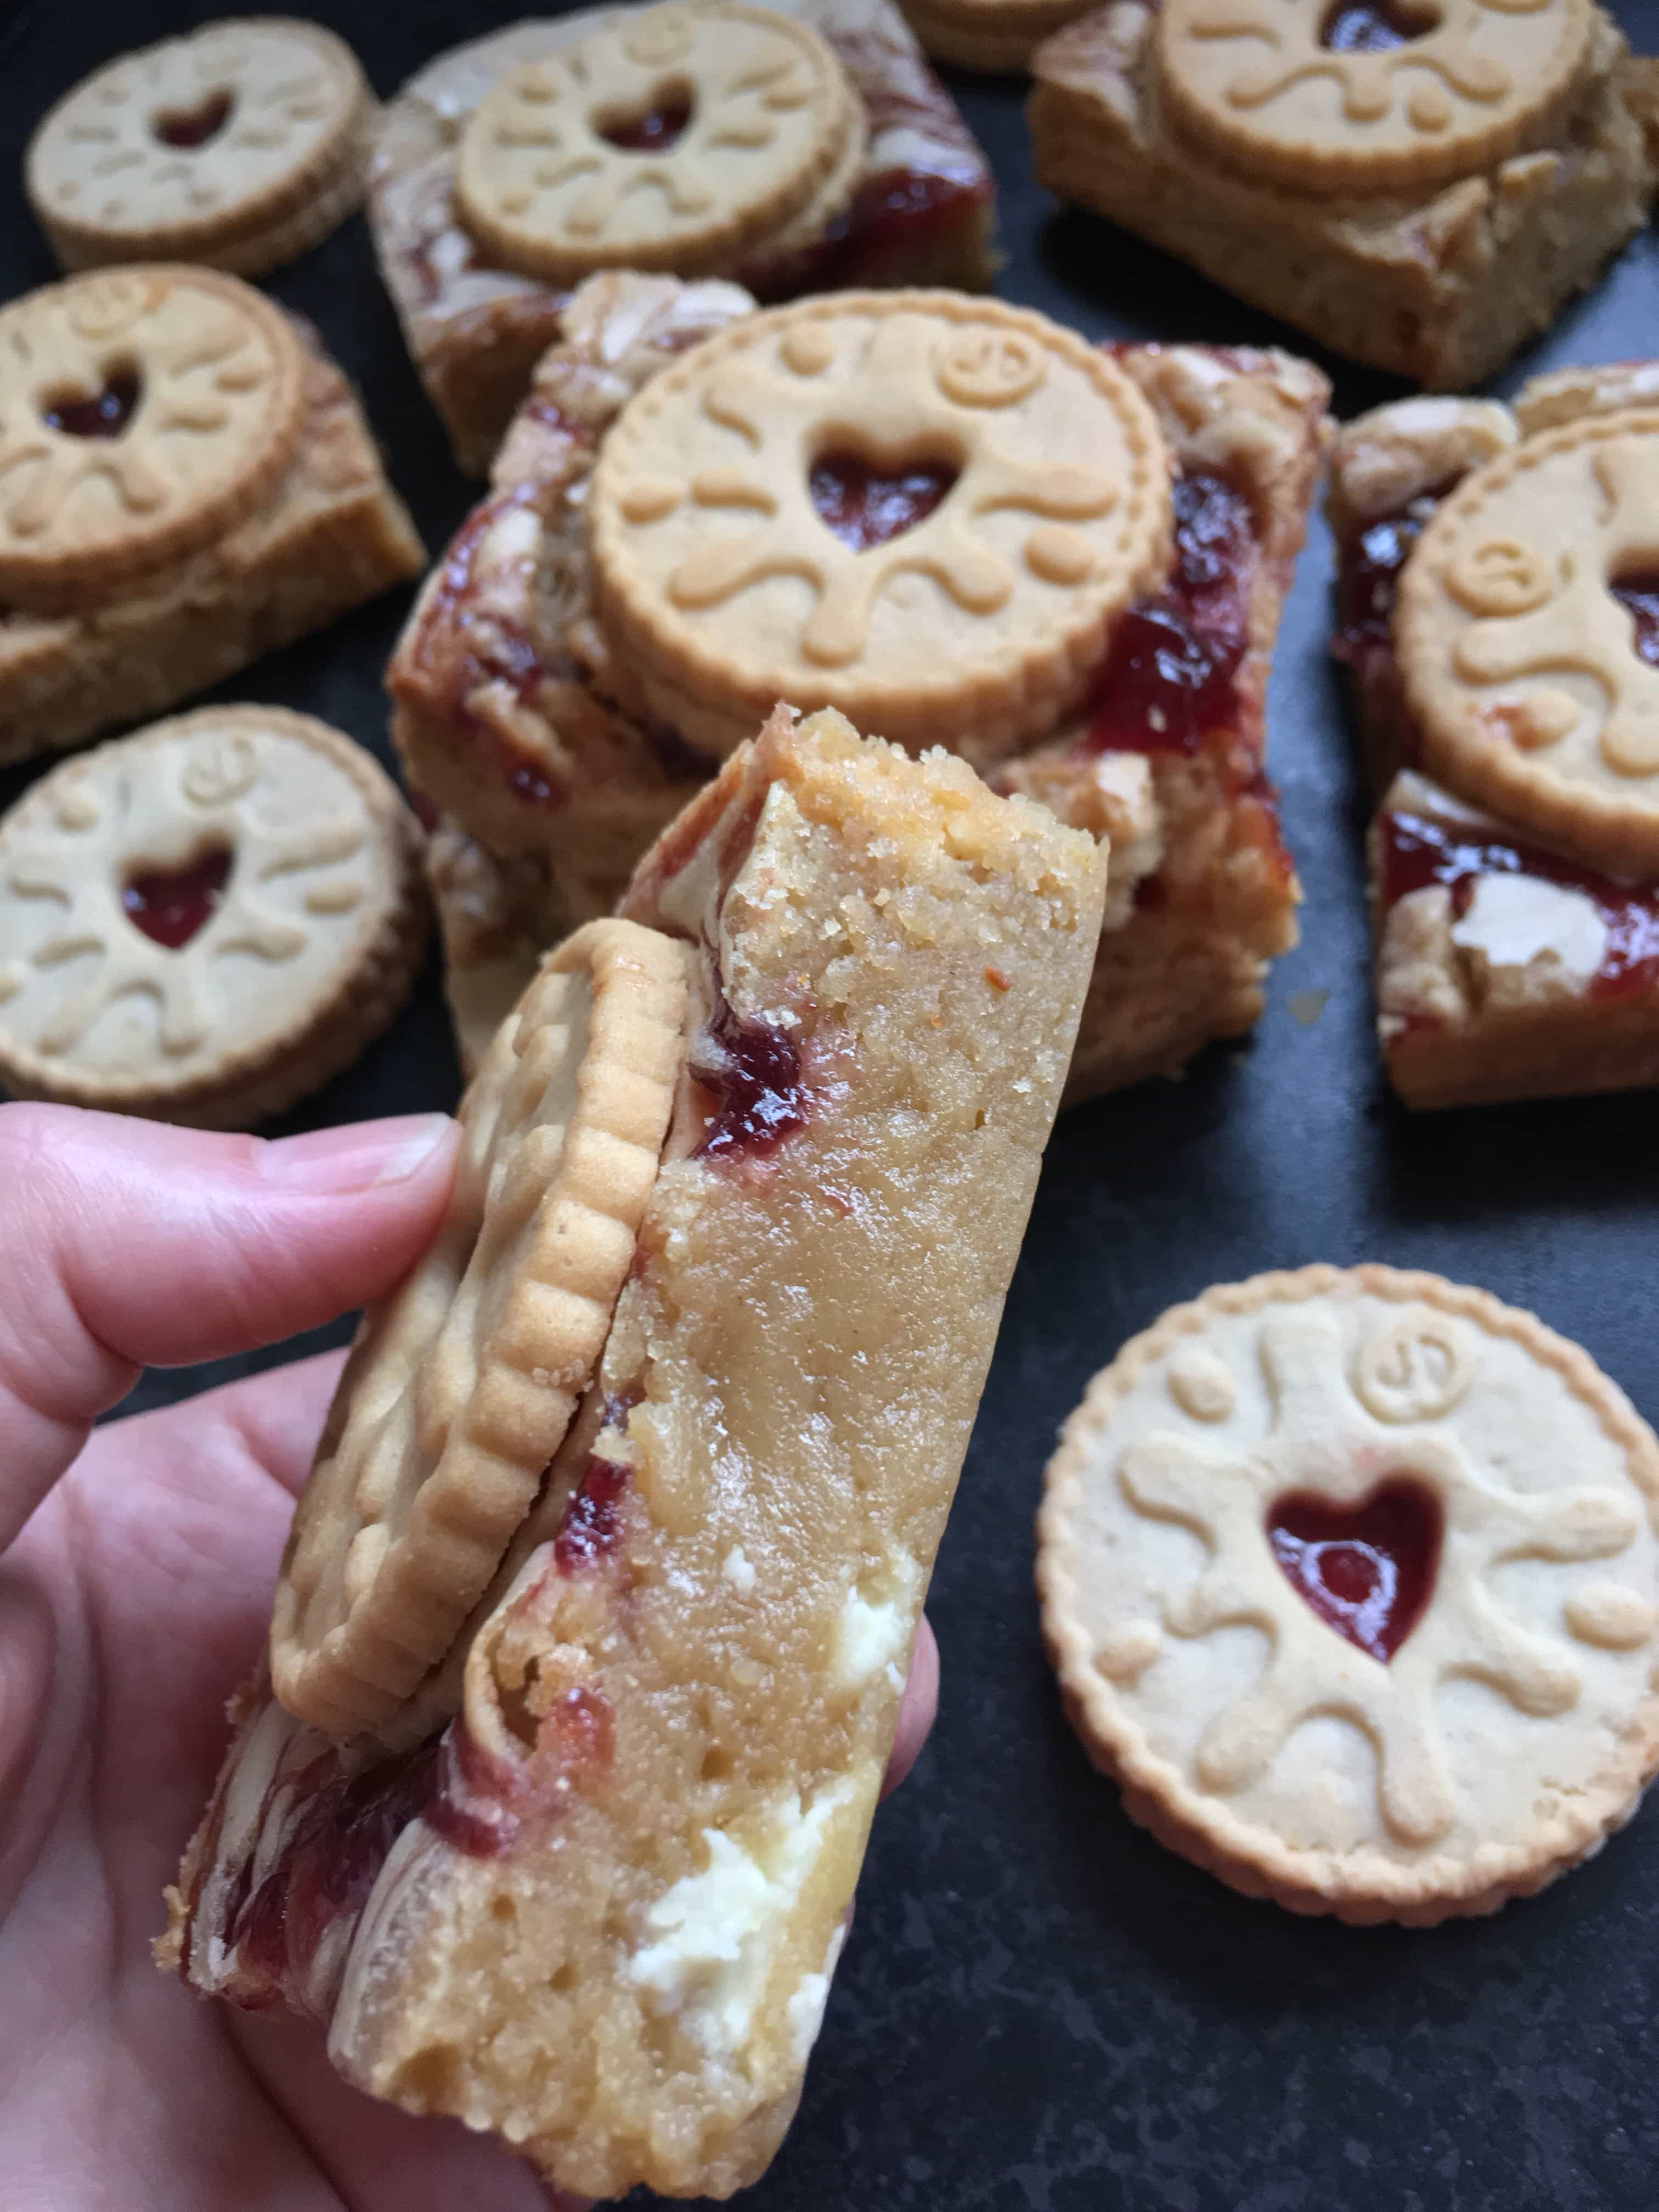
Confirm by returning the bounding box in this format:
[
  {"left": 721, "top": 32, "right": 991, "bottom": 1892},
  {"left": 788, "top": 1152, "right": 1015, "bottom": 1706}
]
[{"left": 3, "top": 3, "right": 1657, "bottom": 2204}]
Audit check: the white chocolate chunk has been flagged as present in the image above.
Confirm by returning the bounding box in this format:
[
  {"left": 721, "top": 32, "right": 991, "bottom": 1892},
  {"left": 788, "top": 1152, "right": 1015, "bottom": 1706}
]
[
  {"left": 785, "top": 1923, "right": 847, "bottom": 2066},
  {"left": 629, "top": 1775, "right": 861, "bottom": 2061},
  {"left": 1449, "top": 872, "right": 1607, "bottom": 986},
  {"left": 830, "top": 1551, "right": 922, "bottom": 1692}
]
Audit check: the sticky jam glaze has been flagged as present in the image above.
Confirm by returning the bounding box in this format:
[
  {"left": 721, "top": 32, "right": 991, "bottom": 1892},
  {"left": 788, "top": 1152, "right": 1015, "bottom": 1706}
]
[
  {"left": 1331, "top": 484, "right": 1462, "bottom": 775},
  {"left": 1379, "top": 808, "right": 1659, "bottom": 1002},
  {"left": 1268, "top": 1480, "right": 1442, "bottom": 1664},
  {"left": 749, "top": 170, "right": 990, "bottom": 301},
  {"left": 1085, "top": 470, "right": 1256, "bottom": 758},
  {"left": 121, "top": 848, "right": 232, "bottom": 949}
]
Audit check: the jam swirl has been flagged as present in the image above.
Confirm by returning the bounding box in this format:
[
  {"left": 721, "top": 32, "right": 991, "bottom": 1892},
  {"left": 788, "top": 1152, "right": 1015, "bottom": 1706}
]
[{"left": 1085, "top": 470, "right": 1255, "bottom": 757}]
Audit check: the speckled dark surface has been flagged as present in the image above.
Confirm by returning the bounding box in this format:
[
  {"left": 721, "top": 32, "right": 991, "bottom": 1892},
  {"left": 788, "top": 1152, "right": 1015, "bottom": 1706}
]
[{"left": 3, "top": 2, "right": 1659, "bottom": 2204}]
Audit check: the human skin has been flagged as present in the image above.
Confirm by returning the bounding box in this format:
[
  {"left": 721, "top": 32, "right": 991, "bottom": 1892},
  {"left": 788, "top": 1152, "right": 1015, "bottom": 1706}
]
[{"left": 0, "top": 1103, "right": 938, "bottom": 2212}]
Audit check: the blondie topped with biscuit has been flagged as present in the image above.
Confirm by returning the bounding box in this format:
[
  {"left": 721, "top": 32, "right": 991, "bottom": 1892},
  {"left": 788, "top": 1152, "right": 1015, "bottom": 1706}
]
[
  {"left": 1030, "top": 0, "right": 1659, "bottom": 388},
  {"left": 368, "top": 0, "right": 998, "bottom": 472},
  {"left": 164, "top": 705, "right": 1105, "bottom": 2200},
  {"left": 1331, "top": 368, "right": 1659, "bottom": 1108},
  {"left": 0, "top": 265, "right": 423, "bottom": 764},
  {"left": 394, "top": 275, "right": 1327, "bottom": 1101}
]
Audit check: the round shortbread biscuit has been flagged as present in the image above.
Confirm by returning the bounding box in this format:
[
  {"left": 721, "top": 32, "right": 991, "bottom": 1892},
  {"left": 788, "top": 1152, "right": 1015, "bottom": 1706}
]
[
  {"left": 1154, "top": 0, "right": 1593, "bottom": 197},
  {"left": 1037, "top": 1265, "right": 1659, "bottom": 1925},
  {"left": 25, "top": 18, "right": 373, "bottom": 278},
  {"left": 269, "top": 920, "right": 694, "bottom": 1740},
  {"left": 588, "top": 291, "right": 1173, "bottom": 758},
  {"left": 0, "top": 706, "right": 426, "bottom": 1128},
  {"left": 1396, "top": 408, "right": 1659, "bottom": 877},
  {"left": 453, "top": 2, "right": 863, "bottom": 284},
  {"left": 0, "top": 265, "right": 306, "bottom": 614}
]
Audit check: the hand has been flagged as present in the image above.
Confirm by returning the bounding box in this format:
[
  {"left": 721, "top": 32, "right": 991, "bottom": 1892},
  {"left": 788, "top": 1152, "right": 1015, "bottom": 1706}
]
[{"left": 0, "top": 1103, "right": 939, "bottom": 2212}]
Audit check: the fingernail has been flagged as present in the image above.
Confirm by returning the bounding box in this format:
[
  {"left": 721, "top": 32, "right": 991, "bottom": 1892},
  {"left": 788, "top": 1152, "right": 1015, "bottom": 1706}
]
[{"left": 256, "top": 1113, "right": 456, "bottom": 1194}]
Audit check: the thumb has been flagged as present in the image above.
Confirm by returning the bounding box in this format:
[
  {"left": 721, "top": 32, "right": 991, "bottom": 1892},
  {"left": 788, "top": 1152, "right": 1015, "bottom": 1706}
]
[{"left": 0, "top": 1102, "right": 458, "bottom": 1550}]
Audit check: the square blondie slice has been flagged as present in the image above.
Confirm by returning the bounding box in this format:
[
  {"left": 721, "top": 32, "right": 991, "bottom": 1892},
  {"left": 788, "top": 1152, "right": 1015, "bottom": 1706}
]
[
  {"left": 1331, "top": 366, "right": 1659, "bottom": 1108},
  {"left": 1370, "top": 768, "right": 1659, "bottom": 1110},
  {"left": 394, "top": 276, "right": 1327, "bottom": 1101},
  {"left": 1029, "top": 2, "right": 1659, "bottom": 390},
  {"left": 989, "top": 341, "right": 1324, "bottom": 1100},
  {"left": 0, "top": 269, "right": 422, "bottom": 766},
  {"left": 369, "top": 0, "right": 997, "bottom": 474},
  {"left": 163, "top": 705, "right": 1105, "bottom": 2202}
]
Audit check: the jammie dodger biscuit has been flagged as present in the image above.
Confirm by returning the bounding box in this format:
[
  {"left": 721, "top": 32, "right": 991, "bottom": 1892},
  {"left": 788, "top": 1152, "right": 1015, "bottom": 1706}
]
[
  {"left": 26, "top": 18, "right": 374, "bottom": 278},
  {"left": 1039, "top": 1265, "right": 1659, "bottom": 1924},
  {"left": 0, "top": 706, "right": 426, "bottom": 1128}
]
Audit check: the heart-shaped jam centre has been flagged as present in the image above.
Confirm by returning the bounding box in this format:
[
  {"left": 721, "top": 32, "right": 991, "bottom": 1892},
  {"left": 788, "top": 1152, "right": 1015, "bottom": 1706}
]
[
  {"left": 151, "top": 89, "right": 236, "bottom": 149},
  {"left": 122, "top": 848, "right": 233, "bottom": 950},
  {"left": 1612, "top": 568, "right": 1659, "bottom": 670},
  {"left": 809, "top": 453, "right": 958, "bottom": 553},
  {"left": 42, "top": 367, "right": 142, "bottom": 441},
  {"left": 594, "top": 90, "right": 693, "bottom": 151},
  {"left": 1319, "top": 0, "right": 1438, "bottom": 52},
  {"left": 1267, "top": 1480, "right": 1442, "bottom": 1663}
]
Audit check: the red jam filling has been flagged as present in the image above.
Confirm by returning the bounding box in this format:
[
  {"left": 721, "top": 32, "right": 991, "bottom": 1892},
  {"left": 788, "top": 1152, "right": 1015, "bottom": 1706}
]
[
  {"left": 755, "top": 169, "right": 987, "bottom": 300},
  {"left": 1268, "top": 1480, "right": 1441, "bottom": 1664},
  {"left": 595, "top": 95, "right": 693, "bottom": 152},
  {"left": 555, "top": 1451, "right": 630, "bottom": 1571},
  {"left": 1612, "top": 568, "right": 1659, "bottom": 669},
  {"left": 1334, "top": 488, "right": 1449, "bottom": 657},
  {"left": 1084, "top": 470, "right": 1255, "bottom": 756},
  {"left": 152, "top": 89, "right": 236, "bottom": 148},
  {"left": 121, "top": 848, "right": 232, "bottom": 949},
  {"left": 1379, "top": 807, "right": 1659, "bottom": 1003},
  {"left": 425, "top": 492, "right": 574, "bottom": 809},
  {"left": 43, "top": 368, "right": 142, "bottom": 439},
  {"left": 692, "top": 991, "right": 810, "bottom": 1163},
  {"left": 809, "top": 452, "right": 957, "bottom": 551},
  {"left": 547, "top": 1683, "right": 615, "bottom": 1769},
  {"left": 1319, "top": 0, "right": 1430, "bottom": 50}
]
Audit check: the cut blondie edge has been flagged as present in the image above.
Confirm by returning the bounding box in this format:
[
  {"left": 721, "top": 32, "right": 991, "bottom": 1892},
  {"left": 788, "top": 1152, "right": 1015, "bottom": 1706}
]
[{"left": 164, "top": 704, "right": 1105, "bottom": 2201}]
